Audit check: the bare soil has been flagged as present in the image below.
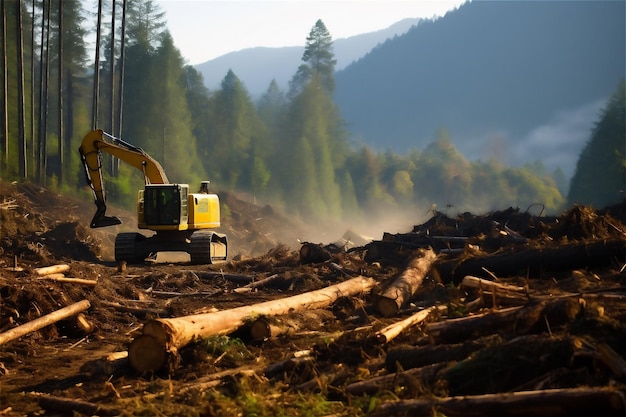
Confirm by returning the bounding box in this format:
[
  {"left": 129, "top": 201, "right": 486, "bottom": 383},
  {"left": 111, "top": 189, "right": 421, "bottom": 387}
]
[{"left": 0, "top": 181, "right": 624, "bottom": 416}]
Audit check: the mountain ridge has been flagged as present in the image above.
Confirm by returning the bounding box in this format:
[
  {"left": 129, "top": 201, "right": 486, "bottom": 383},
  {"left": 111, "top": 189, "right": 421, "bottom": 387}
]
[{"left": 195, "top": 17, "right": 423, "bottom": 95}]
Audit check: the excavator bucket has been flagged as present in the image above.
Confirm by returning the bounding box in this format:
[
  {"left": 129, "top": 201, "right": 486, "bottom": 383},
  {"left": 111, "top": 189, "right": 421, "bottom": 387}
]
[{"left": 90, "top": 201, "right": 122, "bottom": 228}]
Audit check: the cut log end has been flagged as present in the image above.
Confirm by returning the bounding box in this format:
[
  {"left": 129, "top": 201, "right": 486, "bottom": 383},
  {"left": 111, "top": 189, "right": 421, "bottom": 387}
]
[
  {"left": 377, "top": 296, "right": 400, "bottom": 318},
  {"left": 128, "top": 334, "right": 168, "bottom": 373},
  {"left": 250, "top": 318, "right": 271, "bottom": 340}
]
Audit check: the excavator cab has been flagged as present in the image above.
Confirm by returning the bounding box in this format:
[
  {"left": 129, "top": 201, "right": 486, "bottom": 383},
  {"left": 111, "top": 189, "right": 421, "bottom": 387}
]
[{"left": 141, "top": 184, "right": 188, "bottom": 227}]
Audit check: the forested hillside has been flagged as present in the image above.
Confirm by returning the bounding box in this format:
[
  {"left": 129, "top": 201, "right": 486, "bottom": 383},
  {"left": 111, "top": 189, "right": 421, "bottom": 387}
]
[
  {"left": 335, "top": 0, "right": 625, "bottom": 178},
  {"left": 1, "top": 0, "right": 623, "bottom": 236}
]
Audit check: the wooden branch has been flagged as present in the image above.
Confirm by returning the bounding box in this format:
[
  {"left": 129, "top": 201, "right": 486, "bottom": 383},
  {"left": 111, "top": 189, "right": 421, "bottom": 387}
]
[
  {"left": 128, "top": 275, "right": 377, "bottom": 372},
  {"left": 233, "top": 274, "right": 281, "bottom": 293},
  {"left": 37, "top": 275, "right": 98, "bottom": 286},
  {"left": 38, "top": 395, "right": 119, "bottom": 416},
  {"left": 345, "top": 363, "right": 445, "bottom": 396},
  {"left": 179, "top": 366, "right": 259, "bottom": 393},
  {"left": 375, "top": 305, "right": 447, "bottom": 344},
  {"left": 597, "top": 343, "right": 626, "bottom": 379},
  {"left": 368, "top": 387, "right": 626, "bottom": 417},
  {"left": 385, "top": 338, "right": 492, "bottom": 372},
  {"left": 33, "top": 264, "right": 71, "bottom": 276},
  {"left": 460, "top": 276, "right": 526, "bottom": 293},
  {"left": 376, "top": 248, "right": 438, "bottom": 317},
  {"left": 146, "top": 289, "right": 222, "bottom": 298},
  {"left": 80, "top": 351, "right": 129, "bottom": 378},
  {"left": 0, "top": 300, "right": 91, "bottom": 346},
  {"left": 100, "top": 301, "right": 170, "bottom": 317}
]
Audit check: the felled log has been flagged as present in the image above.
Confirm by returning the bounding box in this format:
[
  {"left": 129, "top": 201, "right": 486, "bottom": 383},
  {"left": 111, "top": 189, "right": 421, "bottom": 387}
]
[
  {"left": 375, "top": 305, "right": 447, "bottom": 344},
  {"left": 37, "top": 274, "right": 98, "bottom": 286},
  {"left": 179, "top": 366, "right": 259, "bottom": 394},
  {"left": 346, "top": 363, "right": 444, "bottom": 396},
  {"left": 385, "top": 338, "right": 493, "bottom": 372},
  {"left": 80, "top": 351, "right": 129, "bottom": 378},
  {"left": 233, "top": 274, "right": 281, "bottom": 293},
  {"left": 460, "top": 276, "right": 526, "bottom": 293},
  {"left": 433, "top": 239, "right": 626, "bottom": 283},
  {"left": 368, "top": 387, "right": 626, "bottom": 417},
  {"left": 249, "top": 309, "right": 334, "bottom": 340},
  {"left": 38, "top": 395, "right": 119, "bottom": 416},
  {"left": 264, "top": 355, "right": 314, "bottom": 378},
  {"left": 128, "top": 275, "right": 377, "bottom": 372},
  {"left": 461, "top": 275, "right": 529, "bottom": 307},
  {"left": 100, "top": 301, "right": 170, "bottom": 317},
  {"left": 0, "top": 300, "right": 91, "bottom": 346},
  {"left": 299, "top": 242, "right": 332, "bottom": 264},
  {"left": 33, "top": 263, "right": 70, "bottom": 276},
  {"left": 376, "top": 248, "right": 438, "bottom": 317},
  {"left": 583, "top": 342, "right": 626, "bottom": 380},
  {"left": 426, "top": 298, "right": 582, "bottom": 344}
]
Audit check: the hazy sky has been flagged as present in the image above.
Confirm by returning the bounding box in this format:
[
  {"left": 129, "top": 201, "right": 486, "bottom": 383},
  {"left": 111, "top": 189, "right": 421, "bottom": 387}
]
[{"left": 157, "top": 0, "right": 467, "bottom": 65}]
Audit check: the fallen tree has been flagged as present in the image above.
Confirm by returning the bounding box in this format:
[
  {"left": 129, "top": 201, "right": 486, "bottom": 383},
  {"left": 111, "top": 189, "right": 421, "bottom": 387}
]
[
  {"left": 426, "top": 297, "right": 582, "bottom": 344},
  {"left": 128, "top": 275, "right": 378, "bottom": 372},
  {"left": 367, "top": 387, "right": 626, "bottom": 417},
  {"left": 433, "top": 239, "right": 626, "bottom": 283},
  {"left": 375, "top": 305, "right": 447, "bottom": 344},
  {"left": 375, "top": 248, "right": 438, "bottom": 317},
  {"left": 0, "top": 300, "right": 91, "bottom": 346}
]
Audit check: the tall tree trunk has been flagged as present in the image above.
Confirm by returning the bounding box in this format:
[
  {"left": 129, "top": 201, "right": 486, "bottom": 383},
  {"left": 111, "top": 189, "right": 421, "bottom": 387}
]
[
  {"left": 30, "top": 0, "right": 35, "bottom": 171},
  {"left": 57, "top": 0, "right": 63, "bottom": 183},
  {"left": 17, "top": 0, "right": 27, "bottom": 178},
  {"left": 36, "top": 0, "right": 44, "bottom": 180},
  {"left": 1, "top": 0, "right": 7, "bottom": 172},
  {"left": 117, "top": 0, "right": 126, "bottom": 138},
  {"left": 92, "top": 0, "right": 103, "bottom": 129},
  {"left": 109, "top": 0, "right": 116, "bottom": 175}
]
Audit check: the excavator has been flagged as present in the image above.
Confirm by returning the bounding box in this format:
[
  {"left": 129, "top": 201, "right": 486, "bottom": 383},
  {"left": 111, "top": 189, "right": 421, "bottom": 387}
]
[{"left": 79, "top": 129, "right": 228, "bottom": 264}]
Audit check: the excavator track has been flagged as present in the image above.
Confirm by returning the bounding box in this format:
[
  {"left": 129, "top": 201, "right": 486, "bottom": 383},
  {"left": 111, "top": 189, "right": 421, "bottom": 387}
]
[
  {"left": 115, "top": 232, "right": 147, "bottom": 264},
  {"left": 189, "top": 231, "right": 228, "bottom": 264}
]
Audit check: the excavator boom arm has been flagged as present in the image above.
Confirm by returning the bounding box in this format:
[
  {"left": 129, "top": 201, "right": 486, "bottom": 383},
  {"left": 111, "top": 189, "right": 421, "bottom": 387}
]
[{"left": 79, "top": 129, "right": 170, "bottom": 228}]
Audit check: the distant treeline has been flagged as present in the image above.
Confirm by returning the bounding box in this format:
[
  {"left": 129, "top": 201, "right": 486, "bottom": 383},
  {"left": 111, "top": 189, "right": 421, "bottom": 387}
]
[{"left": 1, "top": 1, "right": 623, "bottom": 228}]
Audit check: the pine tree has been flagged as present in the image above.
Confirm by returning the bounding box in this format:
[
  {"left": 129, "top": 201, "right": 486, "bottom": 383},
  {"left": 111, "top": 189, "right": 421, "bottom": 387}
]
[
  {"left": 288, "top": 19, "right": 336, "bottom": 97},
  {"left": 568, "top": 79, "right": 626, "bottom": 208},
  {"left": 205, "top": 69, "right": 262, "bottom": 191}
]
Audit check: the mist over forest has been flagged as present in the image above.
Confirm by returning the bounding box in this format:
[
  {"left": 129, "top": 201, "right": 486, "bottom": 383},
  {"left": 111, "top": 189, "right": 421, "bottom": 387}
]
[
  {"left": 1, "top": 0, "right": 623, "bottom": 233},
  {"left": 199, "top": 1, "right": 624, "bottom": 185}
]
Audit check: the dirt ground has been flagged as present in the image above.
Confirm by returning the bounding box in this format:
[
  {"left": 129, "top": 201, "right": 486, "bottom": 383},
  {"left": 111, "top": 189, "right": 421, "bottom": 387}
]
[{"left": 0, "top": 180, "right": 624, "bottom": 416}]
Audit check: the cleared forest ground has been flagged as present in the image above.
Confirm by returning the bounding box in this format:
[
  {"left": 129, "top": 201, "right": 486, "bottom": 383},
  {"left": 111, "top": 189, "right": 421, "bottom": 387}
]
[{"left": 0, "top": 180, "right": 624, "bottom": 416}]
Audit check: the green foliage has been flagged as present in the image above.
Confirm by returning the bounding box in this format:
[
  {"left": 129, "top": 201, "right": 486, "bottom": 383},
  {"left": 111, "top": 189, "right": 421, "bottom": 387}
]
[
  {"left": 289, "top": 19, "right": 336, "bottom": 96},
  {"left": 1, "top": 5, "right": 570, "bottom": 230},
  {"left": 568, "top": 79, "right": 626, "bottom": 208}
]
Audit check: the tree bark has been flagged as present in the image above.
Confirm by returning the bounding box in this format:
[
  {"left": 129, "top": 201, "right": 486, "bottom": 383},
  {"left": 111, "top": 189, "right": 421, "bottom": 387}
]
[
  {"left": 385, "top": 338, "right": 492, "bottom": 372},
  {"left": 38, "top": 395, "right": 119, "bottom": 416},
  {"left": 426, "top": 298, "right": 582, "bottom": 344},
  {"left": 0, "top": 300, "right": 91, "bottom": 346},
  {"left": 368, "top": 387, "right": 626, "bottom": 417},
  {"left": 37, "top": 275, "right": 97, "bottom": 286},
  {"left": 345, "top": 363, "right": 444, "bottom": 396},
  {"left": 249, "top": 309, "right": 334, "bottom": 340},
  {"left": 376, "top": 248, "right": 437, "bottom": 317},
  {"left": 33, "top": 263, "right": 70, "bottom": 276},
  {"left": 128, "top": 275, "right": 377, "bottom": 372},
  {"left": 433, "top": 239, "right": 626, "bottom": 284},
  {"left": 299, "top": 242, "right": 332, "bottom": 264}
]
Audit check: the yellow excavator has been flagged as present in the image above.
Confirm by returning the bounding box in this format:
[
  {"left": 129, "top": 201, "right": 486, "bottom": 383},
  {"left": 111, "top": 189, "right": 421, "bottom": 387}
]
[{"left": 79, "top": 129, "right": 227, "bottom": 264}]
